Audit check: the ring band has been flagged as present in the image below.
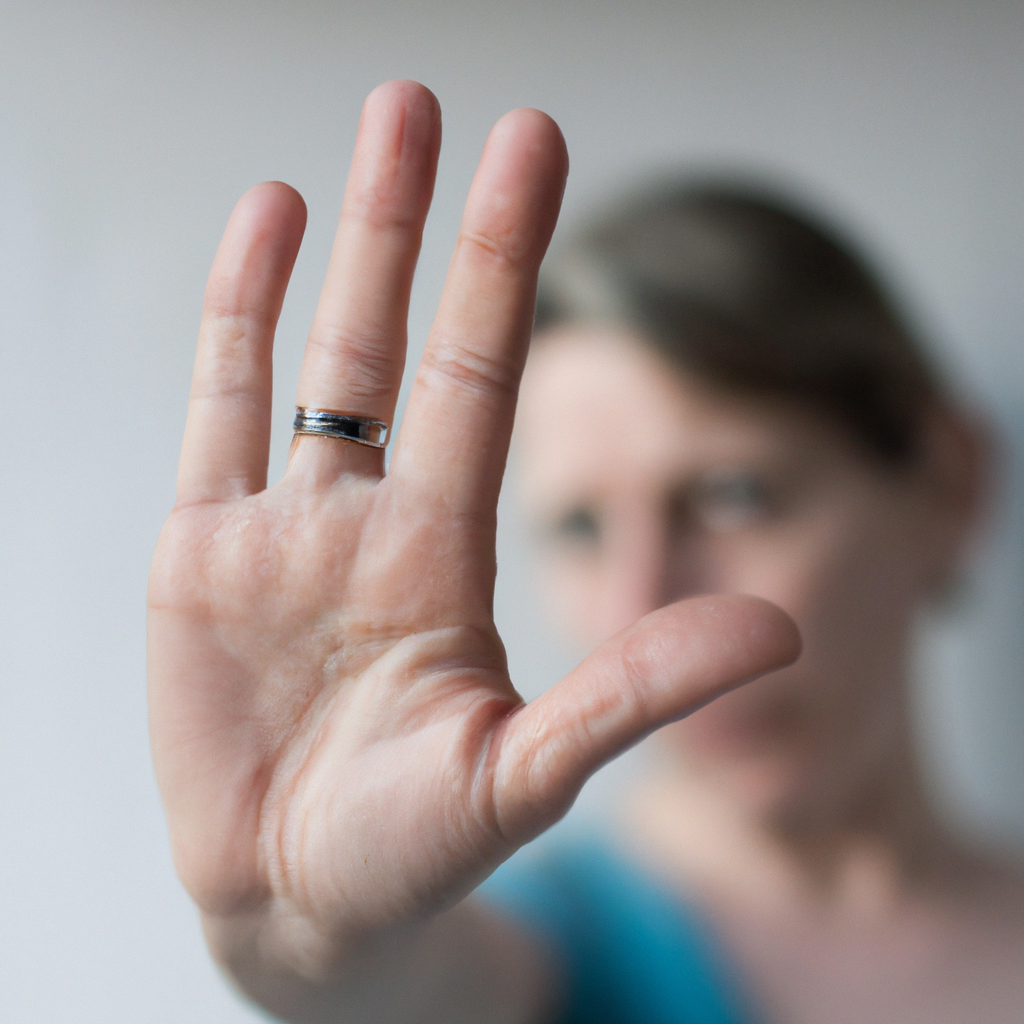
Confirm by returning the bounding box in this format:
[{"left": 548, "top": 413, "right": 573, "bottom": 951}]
[{"left": 293, "top": 408, "right": 389, "bottom": 448}]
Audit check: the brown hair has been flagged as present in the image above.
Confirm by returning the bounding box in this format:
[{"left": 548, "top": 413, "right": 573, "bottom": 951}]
[{"left": 535, "top": 180, "right": 944, "bottom": 465}]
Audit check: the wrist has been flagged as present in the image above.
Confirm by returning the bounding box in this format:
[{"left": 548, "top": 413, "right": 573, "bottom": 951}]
[{"left": 202, "top": 901, "right": 366, "bottom": 988}]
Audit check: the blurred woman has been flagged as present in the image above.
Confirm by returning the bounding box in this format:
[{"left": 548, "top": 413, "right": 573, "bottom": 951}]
[
  {"left": 492, "top": 180, "right": 1024, "bottom": 1023},
  {"left": 148, "top": 81, "right": 1024, "bottom": 1024}
]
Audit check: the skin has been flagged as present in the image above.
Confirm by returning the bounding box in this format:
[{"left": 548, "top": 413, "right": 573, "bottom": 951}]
[
  {"left": 515, "top": 326, "right": 1024, "bottom": 1023},
  {"left": 147, "top": 81, "right": 799, "bottom": 1024},
  {"left": 516, "top": 327, "right": 964, "bottom": 828}
]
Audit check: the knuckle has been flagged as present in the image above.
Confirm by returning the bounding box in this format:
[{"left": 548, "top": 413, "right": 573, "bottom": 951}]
[
  {"left": 422, "top": 341, "right": 520, "bottom": 400},
  {"left": 194, "top": 322, "right": 268, "bottom": 404},
  {"left": 305, "top": 327, "right": 400, "bottom": 400},
  {"left": 493, "top": 717, "right": 553, "bottom": 840},
  {"left": 344, "top": 186, "right": 422, "bottom": 234},
  {"left": 203, "top": 280, "right": 278, "bottom": 333},
  {"left": 616, "top": 632, "right": 654, "bottom": 720},
  {"left": 457, "top": 228, "right": 528, "bottom": 269}
]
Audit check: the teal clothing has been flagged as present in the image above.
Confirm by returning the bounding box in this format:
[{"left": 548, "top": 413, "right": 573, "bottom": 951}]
[{"left": 481, "top": 843, "right": 753, "bottom": 1024}]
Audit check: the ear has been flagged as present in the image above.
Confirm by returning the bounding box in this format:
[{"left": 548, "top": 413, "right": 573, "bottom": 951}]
[{"left": 916, "top": 402, "right": 996, "bottom": 588}]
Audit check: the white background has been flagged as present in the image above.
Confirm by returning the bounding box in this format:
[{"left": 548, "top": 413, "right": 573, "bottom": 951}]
[{"left": 1, "top": 1, "right": 1022, "bottom": 1019}]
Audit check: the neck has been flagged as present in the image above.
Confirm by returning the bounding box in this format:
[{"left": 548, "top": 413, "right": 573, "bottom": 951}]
[
  {"left": 766, "top": 715, "right": 953, "bottom": 891},
  {"left": 620, "top": 708, "right": 969, "bottom": 914}
]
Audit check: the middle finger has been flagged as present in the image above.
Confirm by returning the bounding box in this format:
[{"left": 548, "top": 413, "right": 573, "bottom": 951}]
[{"left": 290, "top": 80, "right": 441, "bottom": 483}]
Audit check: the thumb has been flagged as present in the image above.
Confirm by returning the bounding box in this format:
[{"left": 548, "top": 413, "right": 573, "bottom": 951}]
[{"left": 492, "top": 594, "right": 800, "bottom": 844}]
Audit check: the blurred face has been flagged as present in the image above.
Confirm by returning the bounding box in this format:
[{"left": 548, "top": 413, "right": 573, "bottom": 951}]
[{"left": 516, "top": 328, "right": 967, "bottom": 821}]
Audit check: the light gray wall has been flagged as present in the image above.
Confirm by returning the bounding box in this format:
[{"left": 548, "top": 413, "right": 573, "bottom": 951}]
[{"left": 1, "top": 1, "right": 1022, "bottom": 1019}]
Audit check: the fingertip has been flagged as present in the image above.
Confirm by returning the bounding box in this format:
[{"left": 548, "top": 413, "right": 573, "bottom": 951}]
[
  {"left": 647, "top": 594, "right": 802, "bottom": 684},
  {"left": 492, "top": 107, "right": 563, "bottom": 141},
  {"left": 362, "top": 79, "right": 443, "bottom": 137},
  {"left": 349, "top": 81, "right": 442, "bottom": 215},
  {"left": 744, "top": 595, "right": 802, "bottom": 669},
  {"left": 708, "top": 598, "right": 802, "bottom": 675},
  {"left": 205, "top": 181, "right": 307, "bottom": 320},
  {"left": 229, "top": 182, "right": 308, "bottom": 246},
  {"left": 245, "top": 179, "right": 306, "bottom": 207},
  {"left": 488, "top": 107, "right": 569, "bottom": 181},
  {"left": 366, "top": 78, "right": 440, "bottom": 110},
  {"left": 238, "top": 180, "right": 305, "bottom": 211},
  {"left": 456, "top": 107, "right": 567, "bottom": 264}
]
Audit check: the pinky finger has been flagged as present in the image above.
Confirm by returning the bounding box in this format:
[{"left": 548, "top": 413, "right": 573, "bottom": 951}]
[{"left": 177, "top": 182, "right": 306, "bottom": 505}]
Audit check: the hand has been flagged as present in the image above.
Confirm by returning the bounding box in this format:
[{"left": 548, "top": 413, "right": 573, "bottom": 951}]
[{"left": 148, "top": 80, "right": 799, "bottom": 982}]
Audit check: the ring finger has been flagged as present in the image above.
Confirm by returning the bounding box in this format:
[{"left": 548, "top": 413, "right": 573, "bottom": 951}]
[{"left": 289, "top": 79, "right": 442, "bottom": 484}]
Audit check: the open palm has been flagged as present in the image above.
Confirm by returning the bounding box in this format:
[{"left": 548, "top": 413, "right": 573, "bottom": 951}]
[{"left": 148, "top": 81, "right": 799, "bottom": 977}]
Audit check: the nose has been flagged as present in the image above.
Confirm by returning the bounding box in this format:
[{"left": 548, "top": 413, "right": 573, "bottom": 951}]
[{"left": 599, "top": 507, "right": 703, "bottom": 638}]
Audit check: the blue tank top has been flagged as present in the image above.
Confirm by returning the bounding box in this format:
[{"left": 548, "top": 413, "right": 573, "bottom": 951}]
[{"left": 480, "top": 842, "right": 754, "bottom": 1024}]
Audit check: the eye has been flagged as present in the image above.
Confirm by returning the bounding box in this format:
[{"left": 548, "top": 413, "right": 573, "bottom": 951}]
[
  {"left": 688, "top": 470, "right": 772, "bottom": 532},
  {"left": 545, "top": 505, "right": 601, "bottom": 549}
]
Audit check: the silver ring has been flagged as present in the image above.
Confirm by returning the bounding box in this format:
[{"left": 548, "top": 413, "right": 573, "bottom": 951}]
[{"left": 293, "top": 408, "right": 389, "bottom": 448}]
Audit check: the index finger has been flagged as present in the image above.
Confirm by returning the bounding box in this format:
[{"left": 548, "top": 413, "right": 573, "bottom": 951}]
[{"left": 390, "top": 108, "right": 568, "bottom": 518}]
